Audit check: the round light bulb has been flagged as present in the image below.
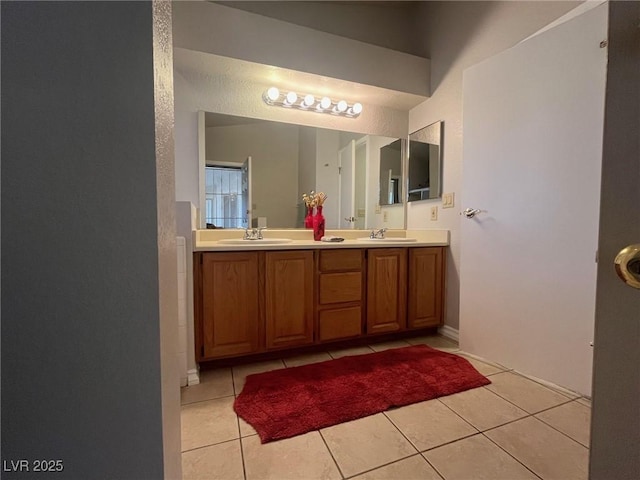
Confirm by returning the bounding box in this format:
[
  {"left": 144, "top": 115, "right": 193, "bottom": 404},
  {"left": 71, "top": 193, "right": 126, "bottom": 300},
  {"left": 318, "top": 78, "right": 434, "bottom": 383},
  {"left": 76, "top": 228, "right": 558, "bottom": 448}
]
[
  {"left": 319, "top": 96, "right": 331, "bottom": 110},
  {"left": 266, "top": 87, "right": 280, "bottom": 102},
  {"left": 285, "top": 91, "right": 298, "bottom": 105},
  {"left": 303, "top": 94, "right": 315, "bottom": 107},
  {"left": 352, "top": 102, "right": 363, "bottom": 115},
  {"left": 337, "top": 100, "right": 348, "bottom": 113}
]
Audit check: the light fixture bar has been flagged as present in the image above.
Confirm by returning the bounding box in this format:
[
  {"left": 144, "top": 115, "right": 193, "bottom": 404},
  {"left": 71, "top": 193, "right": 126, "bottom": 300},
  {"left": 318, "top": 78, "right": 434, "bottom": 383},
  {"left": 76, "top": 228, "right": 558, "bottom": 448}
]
[{"left": 262, "top": 87, "right": 363, "bottom": 118}]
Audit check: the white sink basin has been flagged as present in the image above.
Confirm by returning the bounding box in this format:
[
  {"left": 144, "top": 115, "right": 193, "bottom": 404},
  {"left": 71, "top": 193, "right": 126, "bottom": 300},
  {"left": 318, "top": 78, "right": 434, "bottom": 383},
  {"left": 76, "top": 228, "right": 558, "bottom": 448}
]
[
  {"left": 217, "top": 238, "right": 293, "bottom": 245},
  {"left": 357, "top": 237, "right": 417, "bottom": 242}
]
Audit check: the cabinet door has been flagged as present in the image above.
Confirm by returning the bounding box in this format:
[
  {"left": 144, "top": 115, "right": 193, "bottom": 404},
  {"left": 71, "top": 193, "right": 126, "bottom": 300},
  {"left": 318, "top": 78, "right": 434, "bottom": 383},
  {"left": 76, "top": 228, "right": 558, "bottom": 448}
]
[
  {"left": 366, "top": 248, "right": 407, "bottom": 334},
  {"left": 265, "top": 250, "right": 314, "bottom": 349},
  {"left": 200, "top": 252, "right": 260, "bottom": 359},
  {"left": 408, "top": 247, "right": 445, "bottom": 329}
]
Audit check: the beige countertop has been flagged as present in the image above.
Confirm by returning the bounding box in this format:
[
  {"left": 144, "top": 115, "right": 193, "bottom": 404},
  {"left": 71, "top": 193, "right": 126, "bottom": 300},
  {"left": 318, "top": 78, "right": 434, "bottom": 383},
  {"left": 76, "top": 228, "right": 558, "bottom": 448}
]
[{"left": 193, "top": 229, "right": 449, "bottom": 252}]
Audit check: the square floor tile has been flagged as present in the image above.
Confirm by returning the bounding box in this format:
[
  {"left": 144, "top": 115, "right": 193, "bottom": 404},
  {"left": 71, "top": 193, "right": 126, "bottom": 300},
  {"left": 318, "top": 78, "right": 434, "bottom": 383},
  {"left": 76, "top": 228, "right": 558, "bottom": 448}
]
[
  {"left": 439, "top": 387, "right": 528, "bottom": 431},
  {"left": 182, "top": 440, "right": 244, "bottom": 480},
  {"left": 351, "top": 454, "right": 442, "bottom": 480},
  {"left": 386, "top": 399, "right": 477, "bottom": 451},
  {"left": 328, "top": 346, "right": 374, "bottom": 359},
  {"left": 181, "top": 396, "right": 239, "bottom": 452},
  {"left": 486, "top": 416, "right": 589, "bottom": 480},
  {"left": 238, "top": 414, "right": 258, "bottom": 438},
  {"left": 535, "top": 400, "right": 591, "bottom": 447},
  {"left": 321, "top": 413, "right": 417, "bottom": 477},
  {"left": 242, "top": 431, "right": 341, "bottom": 480},
  {"left": 369, "top": 340, "right": 412, "bottom": 352},
  {"left": 485, "top": 372, "right": 573, "bottom": 413},
  {"left": 406, "top": 335, "right": 459, "bottom": 352},
  {"left": 424, "top": 434, "right": 538, "bottom": 480},
  {"left": 181, "top": 368, "right": 234, "bottom": 405},
  {"left": 232, "top": 359, "right": 285, "bottom": 394},
  {"left": 283, "top": 352, "right": 332, "bottom": 367},
  {"left": 455, "top": 353, "right": 507, "bottom": 376}
]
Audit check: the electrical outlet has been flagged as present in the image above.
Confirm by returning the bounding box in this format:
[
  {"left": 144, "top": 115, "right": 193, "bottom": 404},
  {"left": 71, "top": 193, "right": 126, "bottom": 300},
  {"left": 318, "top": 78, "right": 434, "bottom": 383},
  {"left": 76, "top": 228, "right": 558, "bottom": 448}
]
[
  {"left": 383, "top": 211, "right": 389, "bottom": 222},
  {"left": 442, "top": 193, "right": 455, "bottom": 208},
  {"left": 430, "top": 206, "right": 438, "bottom": 221},
  {"left": 375, "top": 204, "right": 381, "bottom": 214}
]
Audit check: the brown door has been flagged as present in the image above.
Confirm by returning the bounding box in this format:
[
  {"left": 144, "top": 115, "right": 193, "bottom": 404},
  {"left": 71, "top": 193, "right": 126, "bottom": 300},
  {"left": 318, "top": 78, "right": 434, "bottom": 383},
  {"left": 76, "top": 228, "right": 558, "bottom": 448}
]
[
  {"left": 366, "top": 248, "right": 407, "bottom": 334},
  {"left": 265, "top": 250, "right": 314, "bottom": 349},
  {"left": 200, "top": 252, "right": 260, "bottom": 359}
]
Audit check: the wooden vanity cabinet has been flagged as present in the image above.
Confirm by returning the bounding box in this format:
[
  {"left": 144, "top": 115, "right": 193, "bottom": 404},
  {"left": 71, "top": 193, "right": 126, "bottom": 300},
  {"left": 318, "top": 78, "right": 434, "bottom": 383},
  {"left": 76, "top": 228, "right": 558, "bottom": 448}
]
[
  {"left": 265, "top": 250, "right": 314, "bottom": 349},
  {"left": 408, "top": 247, "right": 445, "bottom": 328},
  {"left": 194, "top": 245, "right": 446, "bottom": 363},
  {"left": 316, "top": 249, "right": 365, "bottom": 342},
  {"left": 366, "top": 248, "right": 407, "bottom": 334},
  {"left": 196, "top": 252, "right": 261, "bottom": 361}
]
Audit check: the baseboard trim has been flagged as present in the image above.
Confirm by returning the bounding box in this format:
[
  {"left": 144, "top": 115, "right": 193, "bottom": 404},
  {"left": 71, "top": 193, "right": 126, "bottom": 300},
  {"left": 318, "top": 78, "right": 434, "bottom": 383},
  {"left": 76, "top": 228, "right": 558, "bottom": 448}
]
[
  {"left": 438, "top": 325, "right": 459, "bottom": 342},
  {"left": 187, "top": 369, "right": 200, "bottom": 386}
]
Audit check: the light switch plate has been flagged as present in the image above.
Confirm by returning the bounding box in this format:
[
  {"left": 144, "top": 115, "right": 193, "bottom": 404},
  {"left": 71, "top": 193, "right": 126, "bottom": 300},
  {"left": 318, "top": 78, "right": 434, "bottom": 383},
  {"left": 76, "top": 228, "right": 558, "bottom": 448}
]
[
  {"left": 442, "top": 193, "right": 455, "bottom": 208},
  {"left": 383, "top": 211, "right": 389, "bottom": 222},
  {"left": 430, "top": 206, "right": 438, "bottom": 221}
]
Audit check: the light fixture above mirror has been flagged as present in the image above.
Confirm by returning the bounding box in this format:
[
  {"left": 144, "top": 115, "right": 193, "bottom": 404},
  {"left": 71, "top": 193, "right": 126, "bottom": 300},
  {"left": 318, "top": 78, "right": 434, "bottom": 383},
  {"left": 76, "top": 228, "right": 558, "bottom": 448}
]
[{"left": 262, "top": 87, "right": 363, "bottom": 118}]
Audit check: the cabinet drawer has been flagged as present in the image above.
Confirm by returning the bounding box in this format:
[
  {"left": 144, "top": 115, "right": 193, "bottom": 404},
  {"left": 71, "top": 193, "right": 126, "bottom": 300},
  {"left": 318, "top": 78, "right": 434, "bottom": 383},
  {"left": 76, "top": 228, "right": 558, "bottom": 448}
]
[
  {"left": 319, "top": 272, "right": 362, "bottom": 304},
  {"left": 319, "top": 249, "right": 363, "bottom": 272},
  {"left": 318, "top": 307, "right": 362, "bottom": 341}
]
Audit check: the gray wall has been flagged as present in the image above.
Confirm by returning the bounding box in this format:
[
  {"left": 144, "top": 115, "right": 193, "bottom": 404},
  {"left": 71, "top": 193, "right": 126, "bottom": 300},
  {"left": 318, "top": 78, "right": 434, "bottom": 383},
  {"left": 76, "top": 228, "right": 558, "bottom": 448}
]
[
  {"left": 217, "top": 1, "right": 425, "bottom": 57},
  {"left": 2, "top": 2, "right": 171, "bottom": 478}
]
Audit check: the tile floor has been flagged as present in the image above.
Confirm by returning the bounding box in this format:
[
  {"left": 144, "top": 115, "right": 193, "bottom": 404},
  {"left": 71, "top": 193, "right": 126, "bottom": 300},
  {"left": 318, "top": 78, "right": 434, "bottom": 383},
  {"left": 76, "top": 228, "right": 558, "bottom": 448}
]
[{"left": 181, "top": 336, "right": 591, "bottom": 480}]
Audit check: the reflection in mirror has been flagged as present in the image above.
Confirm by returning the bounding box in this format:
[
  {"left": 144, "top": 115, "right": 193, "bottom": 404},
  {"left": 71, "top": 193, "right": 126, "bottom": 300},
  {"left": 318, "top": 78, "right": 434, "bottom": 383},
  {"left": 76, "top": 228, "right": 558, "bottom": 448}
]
[
  {"left": 379, "top": 139, "right": 403, "bottom": 206},
  {"left": 200, "top": 112, "right": 405, "bottom": 230},
  {"left": 408, "top": 121, "right": 443, "bottom": 202}
]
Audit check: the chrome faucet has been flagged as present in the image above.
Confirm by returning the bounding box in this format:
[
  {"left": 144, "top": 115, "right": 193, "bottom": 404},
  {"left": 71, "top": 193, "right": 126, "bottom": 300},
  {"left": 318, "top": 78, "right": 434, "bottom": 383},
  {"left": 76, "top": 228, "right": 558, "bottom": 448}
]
[
  {"left": 370, "top": 228, "right": 387, "bottom": 239},
  {"left": 243, "top": 227, "right": 265, "bottom": 240}
]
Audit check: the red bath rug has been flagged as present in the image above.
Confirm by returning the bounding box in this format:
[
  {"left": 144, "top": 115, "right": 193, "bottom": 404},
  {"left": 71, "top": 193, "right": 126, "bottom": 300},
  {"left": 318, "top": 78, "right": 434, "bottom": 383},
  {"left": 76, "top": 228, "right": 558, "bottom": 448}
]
[{"left": 234, "top": 344, "right": 490, "bottom": 443}]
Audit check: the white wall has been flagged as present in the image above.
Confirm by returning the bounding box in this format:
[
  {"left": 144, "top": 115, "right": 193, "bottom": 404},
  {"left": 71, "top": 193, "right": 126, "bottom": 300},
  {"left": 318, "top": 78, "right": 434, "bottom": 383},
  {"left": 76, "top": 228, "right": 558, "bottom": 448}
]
[
  {"left": 408, "top": 1, "right": 578, "bottom": 329},
  {"left": 206, "top": 122, "right": 300, "bottom": 228},
  {"left": 174, "top": 69, "right": 200, "bottom": 208}
]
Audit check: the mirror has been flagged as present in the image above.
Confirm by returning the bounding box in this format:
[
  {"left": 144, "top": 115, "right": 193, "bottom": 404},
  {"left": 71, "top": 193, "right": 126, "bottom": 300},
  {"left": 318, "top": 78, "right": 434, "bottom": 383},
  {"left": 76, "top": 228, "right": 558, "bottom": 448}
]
[
  {"left": 407, "top": 121, "right": 443, "bottom": 202},
  {"left": 200, "top": 111, "right": 405, "bottom": 230}
]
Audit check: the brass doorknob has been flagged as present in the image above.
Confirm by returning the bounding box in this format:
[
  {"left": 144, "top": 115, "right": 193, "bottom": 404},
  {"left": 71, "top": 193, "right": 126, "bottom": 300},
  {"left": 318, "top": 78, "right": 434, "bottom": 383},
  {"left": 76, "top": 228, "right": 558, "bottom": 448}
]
[{"left": 614, "top": 243, "right": 640, "bottom": 289}]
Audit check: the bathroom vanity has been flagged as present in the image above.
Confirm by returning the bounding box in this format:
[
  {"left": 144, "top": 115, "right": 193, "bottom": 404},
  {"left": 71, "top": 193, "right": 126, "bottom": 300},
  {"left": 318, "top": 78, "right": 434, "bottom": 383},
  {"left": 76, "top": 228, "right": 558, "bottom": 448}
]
[{"left": 192, "top": 230, "right": 448, "bottom": 362}]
